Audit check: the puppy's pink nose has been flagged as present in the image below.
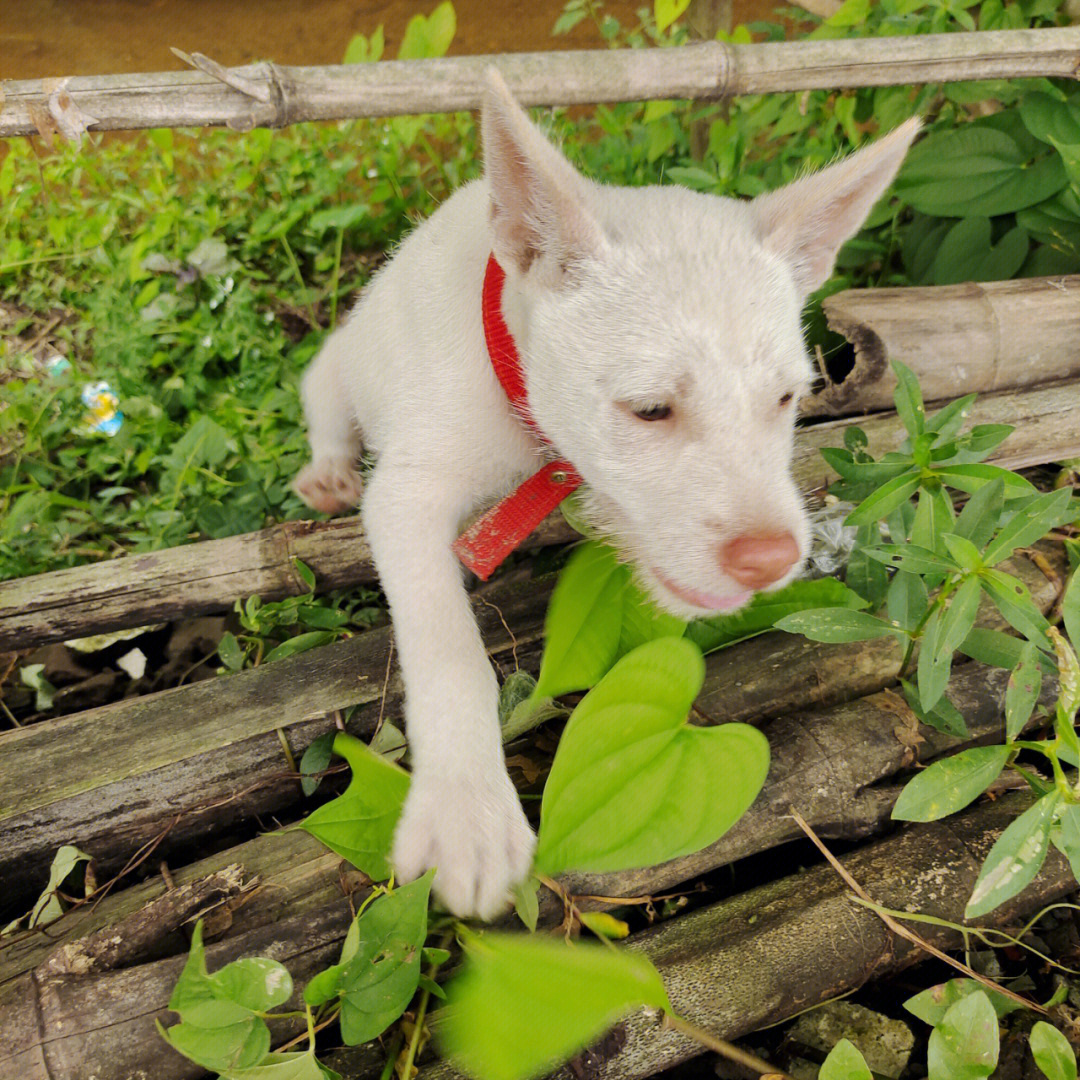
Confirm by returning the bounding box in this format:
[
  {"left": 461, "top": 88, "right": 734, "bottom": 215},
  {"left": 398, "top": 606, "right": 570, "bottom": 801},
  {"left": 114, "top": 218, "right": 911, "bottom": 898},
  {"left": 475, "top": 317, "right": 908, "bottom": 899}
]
[{"left": 720, "top": 532, "right": 800, "bottom": 590}]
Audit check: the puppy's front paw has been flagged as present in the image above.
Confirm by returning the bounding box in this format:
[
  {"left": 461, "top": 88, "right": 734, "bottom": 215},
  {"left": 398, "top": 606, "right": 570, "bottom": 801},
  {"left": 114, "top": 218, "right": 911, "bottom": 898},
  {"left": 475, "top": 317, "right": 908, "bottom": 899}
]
[
  {"left": 294, "top": 457, "right": 363, "bottom": 514},
  {"left": 393, "top": 769, "right": 536, "bottom": 920}
]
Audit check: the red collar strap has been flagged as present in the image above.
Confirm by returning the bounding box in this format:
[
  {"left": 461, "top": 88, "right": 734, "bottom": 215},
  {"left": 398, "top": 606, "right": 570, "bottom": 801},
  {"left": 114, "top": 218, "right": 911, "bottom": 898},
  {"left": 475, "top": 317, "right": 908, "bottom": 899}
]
[{"left": 451, "top": 255, "right": 583, "bottom": 580}]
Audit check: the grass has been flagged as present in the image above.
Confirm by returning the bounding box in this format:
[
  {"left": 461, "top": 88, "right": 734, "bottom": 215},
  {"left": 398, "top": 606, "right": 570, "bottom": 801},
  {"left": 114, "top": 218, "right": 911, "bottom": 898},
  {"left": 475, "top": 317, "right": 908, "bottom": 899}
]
[{"left": 1, "top": 0, "right": 1072, "bottom": 581}]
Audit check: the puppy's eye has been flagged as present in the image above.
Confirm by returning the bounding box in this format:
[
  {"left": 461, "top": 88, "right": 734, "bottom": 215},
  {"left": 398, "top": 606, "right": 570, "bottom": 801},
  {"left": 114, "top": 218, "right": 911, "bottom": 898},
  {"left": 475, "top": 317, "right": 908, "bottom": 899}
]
[
  {"left": 778, "top": 392, "right": 795, "bottom": 407},
  {"left": 632, "top": 403, "right": 673, "bottom": 422}
]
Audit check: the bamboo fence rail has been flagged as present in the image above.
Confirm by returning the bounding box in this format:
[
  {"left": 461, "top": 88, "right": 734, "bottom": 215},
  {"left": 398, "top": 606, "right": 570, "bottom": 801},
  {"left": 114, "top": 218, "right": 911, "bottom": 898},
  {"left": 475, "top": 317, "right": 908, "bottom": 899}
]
[{"left": 3, "top": 28, "right": 1080, "bottom": 138}]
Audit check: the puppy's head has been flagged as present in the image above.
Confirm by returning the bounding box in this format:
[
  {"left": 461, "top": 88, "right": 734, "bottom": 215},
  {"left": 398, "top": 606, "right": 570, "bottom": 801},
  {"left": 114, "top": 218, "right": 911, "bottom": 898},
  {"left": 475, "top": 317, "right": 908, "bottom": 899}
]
[{"left": 482, "top": 69, "right": 920, "bottom": 617}]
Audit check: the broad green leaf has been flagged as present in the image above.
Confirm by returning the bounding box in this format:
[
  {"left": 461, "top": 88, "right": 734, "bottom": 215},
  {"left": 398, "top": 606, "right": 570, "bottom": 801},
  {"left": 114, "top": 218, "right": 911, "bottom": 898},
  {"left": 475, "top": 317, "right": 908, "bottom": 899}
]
[
  {"left": 966, "top": 792, "right": 1061, "bottom": 918},
  {"left": 820, "top": 447, "right": 913, "bottom": 486},
  {"left": 892, "top": 360, "right": 926, "bottom": 437},
  {"left": 397, "top": 1, "right": 456, "bottom": 59},
  {"left": 1005, "top": 642, "right": 1042, "bottom": 740},
  {"left": 27, "top": 844, "right": 92, "bottom": 929},
  {"left": 934, "top": 464, "right": 1035, "bottom": 498},
  {"left": 299, "top": 731, "right": 336, "bottom": 798},
  {"left": 910, "top": 488, "right": 956, "bottom": 557},
  {"left": 218, "top": 631, "right": 245, "bottom": 671},
  {"left": 959, "top": 626, "right": 1051, "bottom": 672},
  {"left": 534, "top": 638, "right": 768, "bottom": 876},
  {"left": 440, "top": 933, "right": 670, "bottom": 1080},
  {"left": 904, "top": 978, "right": 1023, "bottom": 1027},
  {"left": 158, "top": 1017, "right": 269, "bottom": 1074},
  {"left": 927, "top": 393, "right": 978, "bottom": 438},
  {"left": 937, "top": 577, "right": 983, "bottom": 662},
  {"left": 982, "top": 488, "right": 1073, "bottom": 567},
  {"left": 1022, "top": 93, "right": 1080, "bottom": 144},
  {"left": 618, "top": 575, "right": 687, "bottom": 658},
  {"left": 161, "top": 920, "right": 292, "bottom": 1073},
  {"left": 1030, "top": 1021, "right": 1078, "bottom": 1080},
  {"left": 864, "top": 544, "right": 959, "bottom": 576},
  {"left": 513, "top": 877, "right": 540, "bottom": 932},
  {"left": 1050, "top": 803, "right": 1080, "bottom": 887},
  {"left": 263, "top": 631, "right": 337, "bottom": 664},
  {"left": 918, "top": 609, "right": 952, "bottom": 713},
  {"left": 655, "top": 0, "right": 691, "bottom": 31},
  {"left": 533, "top": 542, "right": 627, "bottom": 700},
  {"left": 1064, "top": 568, "right": 1080, "bottom": 657},
  {"left": 900, "top": 679, "right": 969, "bottom": 738},
  {"left": 896, "top": 126, "right": 1067, "bottom": 217},
  {"left": 892, "top": 746, "right": 1010, "bottom": 822},
  {"left": 978, "top": 569, "right": 1051, "bottom": 650},
  {"left": 820, "top": 1039, "right": 873, "bottom": 1080},
  {"left": 169, "top": 922, "right": 292, "bottom": 1028},
  {"left": 774, "top": 607, "right": 905, "bottom": 644},
  {"left": 337, "top": 870, "right": 433, "bottom": 1045},
  {"left": 846, "top": 524, "right": 890, "bottom": 608},
  {"left": 942, "top": 534, "right": 983, "bottom": 573},
  {"left": 954, "top": 478, "right": 1005, "bottom": 551},
  {"left": 1052, "top": 626, "right": 1080, "bottom": 723},
  {"left": 887, "top": 572, "right": 929, "bottom": 633},
  {"left": 297, "top": 732, "right": 410, "bottom": 881},
  {"left": 224, "top": 1050, "right": 338, "bottom": 1080},
  {"left": 926, "top": 991, "right": 999, "bottom": 1080},
  {"left": 686, "top": 578, "right": 868, "bottom": 654},
  {"left": 844, "top": 473, "right": 921, "bottom": 526}
]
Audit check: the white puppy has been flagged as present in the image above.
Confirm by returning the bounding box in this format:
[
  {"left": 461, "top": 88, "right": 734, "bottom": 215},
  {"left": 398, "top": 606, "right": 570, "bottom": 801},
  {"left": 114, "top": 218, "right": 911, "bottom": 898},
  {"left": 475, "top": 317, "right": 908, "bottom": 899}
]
[{"left": 296, "top": 70, "right": 919, "bottom": 918}]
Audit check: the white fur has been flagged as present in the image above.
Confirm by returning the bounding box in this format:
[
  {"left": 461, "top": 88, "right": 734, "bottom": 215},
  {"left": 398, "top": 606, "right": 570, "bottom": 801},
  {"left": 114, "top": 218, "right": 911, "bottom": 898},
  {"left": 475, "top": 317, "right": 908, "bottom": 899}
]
[{"left": 295, "top": 71, "right": 920, "bottom": 918}]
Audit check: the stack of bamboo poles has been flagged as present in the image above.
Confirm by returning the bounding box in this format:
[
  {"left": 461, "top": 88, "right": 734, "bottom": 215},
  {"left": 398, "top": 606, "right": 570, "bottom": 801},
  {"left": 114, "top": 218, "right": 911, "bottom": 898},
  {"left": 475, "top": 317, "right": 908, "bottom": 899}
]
[{"left": 3, "top": 28, "right": 1080, "bottom": 1080}]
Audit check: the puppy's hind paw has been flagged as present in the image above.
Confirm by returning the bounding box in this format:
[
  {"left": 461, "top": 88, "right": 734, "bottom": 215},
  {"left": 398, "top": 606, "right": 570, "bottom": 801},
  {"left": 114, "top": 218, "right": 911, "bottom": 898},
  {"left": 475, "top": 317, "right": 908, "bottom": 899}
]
[
  {"left": 393, "top": 771, "right": 536, "bottom": 922},
  {"left": 294, "top": 456, "right": 363, "bottom": 514}
]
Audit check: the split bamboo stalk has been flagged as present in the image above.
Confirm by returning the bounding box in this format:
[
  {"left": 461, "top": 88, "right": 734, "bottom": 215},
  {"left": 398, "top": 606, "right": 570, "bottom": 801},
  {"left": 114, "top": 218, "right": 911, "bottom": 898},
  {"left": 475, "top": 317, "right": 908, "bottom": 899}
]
[
  {"left": 0, "top": 513, "right": 574, "bottom": 653},
  {"left": 0, "top": 574, "right": 552, "bottom": 912},
  {"left": 803, "top": 275, "right": 1080, "bottom": 418},
  {"left": 3, "top": 378, "right": 1078, "bottom": 654},
  {"left": 0, "top": 545, "right": 1062, "bottom": 983},
  {"left": 2, "top": 29, "right": 1080, "bottom": 138},
  {"left": 6, "top": 792, "right": 1066, "bottom": 1080}
]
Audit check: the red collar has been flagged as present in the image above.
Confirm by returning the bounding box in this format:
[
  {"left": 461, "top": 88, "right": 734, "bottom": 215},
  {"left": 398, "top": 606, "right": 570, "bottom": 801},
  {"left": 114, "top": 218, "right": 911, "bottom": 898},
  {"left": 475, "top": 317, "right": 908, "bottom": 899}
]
[{"left": 451, "top": 255, "right": 582, "bottom": 580}]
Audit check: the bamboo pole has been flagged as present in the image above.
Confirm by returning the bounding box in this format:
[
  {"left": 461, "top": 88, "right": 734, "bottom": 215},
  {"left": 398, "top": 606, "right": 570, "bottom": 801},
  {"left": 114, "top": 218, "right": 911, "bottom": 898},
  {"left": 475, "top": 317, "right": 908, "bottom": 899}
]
[
  {"left": 0, "top": 545, "right": 1062, "bottom": 973},
  {"left": 1, "top": 776, "right": 1071, "bottom": 1078},
  {"left": 3, "top": 379, "right": 1078, "bottom": 654},
  {"left": 803, "top": 276, "right": 1080, "bottom": 418},
  {"left": 2, "top": 29, "right": 1079, "bottom": 138}
]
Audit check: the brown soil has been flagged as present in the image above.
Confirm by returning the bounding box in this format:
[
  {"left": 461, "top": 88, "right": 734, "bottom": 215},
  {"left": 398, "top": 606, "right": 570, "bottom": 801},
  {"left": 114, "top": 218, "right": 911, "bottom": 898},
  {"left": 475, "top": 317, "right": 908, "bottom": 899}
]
[{"left": 3, "top": 0, "right": 781, "bottom": 81}]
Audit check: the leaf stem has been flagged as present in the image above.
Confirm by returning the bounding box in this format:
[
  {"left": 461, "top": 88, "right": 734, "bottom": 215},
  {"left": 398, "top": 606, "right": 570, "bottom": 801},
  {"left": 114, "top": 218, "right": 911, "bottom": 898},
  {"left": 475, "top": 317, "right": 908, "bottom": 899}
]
[{"left": 663, "top": 1012, "right": 794, "bottom": 1080}]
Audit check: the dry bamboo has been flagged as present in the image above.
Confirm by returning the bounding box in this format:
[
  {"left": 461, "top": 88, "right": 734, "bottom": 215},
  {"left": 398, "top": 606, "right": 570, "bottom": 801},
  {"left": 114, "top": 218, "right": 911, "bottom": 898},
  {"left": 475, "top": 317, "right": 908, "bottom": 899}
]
[
  {"left": 0, "top": 574, "right": 551, "bottom": 911},
  {"left": 1, "top": 546, "right": 1061, "bottom": 986},
  {"left": 0, "top": 513, "right": 574, "bottom": 653},
  {"left": 803, "top": 276, "right": 1080, "bottom": 418},
  {"left": 3, "top": 378, "right": 1078, "bottom": 653},
  {"left": 2, "top": 790, "right": 1071, "bottom": 1080},
  {"left": 2, "top": 29, "right": 1079, "bottom": 138}
]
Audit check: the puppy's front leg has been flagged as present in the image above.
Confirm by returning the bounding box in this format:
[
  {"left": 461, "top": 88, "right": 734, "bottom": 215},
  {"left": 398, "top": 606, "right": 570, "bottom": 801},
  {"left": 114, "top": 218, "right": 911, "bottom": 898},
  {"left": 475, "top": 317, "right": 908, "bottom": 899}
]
[{"left": 362, "top": 459, "right": 535, "bottom": 919}]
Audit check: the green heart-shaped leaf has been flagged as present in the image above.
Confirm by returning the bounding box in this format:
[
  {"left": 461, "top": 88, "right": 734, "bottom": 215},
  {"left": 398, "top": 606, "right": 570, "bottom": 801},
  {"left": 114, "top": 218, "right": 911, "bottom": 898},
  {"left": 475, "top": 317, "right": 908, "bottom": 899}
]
[
  {"left": 297, "top": 733, "right": 410, "bottom": 881},
  {"left": 440, "top": 933, "right": 670, "bottom": 1080},
  {"left": 534, "top": 637, "right": 769, "bottom": 876}
]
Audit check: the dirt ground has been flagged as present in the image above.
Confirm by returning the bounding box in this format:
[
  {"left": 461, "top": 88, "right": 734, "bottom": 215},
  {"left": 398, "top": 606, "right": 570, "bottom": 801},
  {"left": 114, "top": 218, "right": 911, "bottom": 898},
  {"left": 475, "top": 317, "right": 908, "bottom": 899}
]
[{"left": 3, "top": 0, "right": 780, "bottom": 81}]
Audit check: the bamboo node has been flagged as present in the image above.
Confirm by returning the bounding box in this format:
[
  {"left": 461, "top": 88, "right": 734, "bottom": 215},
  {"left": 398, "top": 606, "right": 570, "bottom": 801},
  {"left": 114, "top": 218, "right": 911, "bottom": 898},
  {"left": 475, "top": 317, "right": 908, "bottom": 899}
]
[{"left": 170, "top": 47, "right": 273, "bottom": 103}]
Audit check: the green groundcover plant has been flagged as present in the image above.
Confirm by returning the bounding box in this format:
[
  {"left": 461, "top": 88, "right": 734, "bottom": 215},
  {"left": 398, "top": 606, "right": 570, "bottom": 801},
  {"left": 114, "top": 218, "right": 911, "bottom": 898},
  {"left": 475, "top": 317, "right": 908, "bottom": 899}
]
[
  {"left": 3, "top": 0, "right": 1078, "bottom": 581},
  {"left": 5, "top": 0, "right": 1080, "bottom": 1074}
]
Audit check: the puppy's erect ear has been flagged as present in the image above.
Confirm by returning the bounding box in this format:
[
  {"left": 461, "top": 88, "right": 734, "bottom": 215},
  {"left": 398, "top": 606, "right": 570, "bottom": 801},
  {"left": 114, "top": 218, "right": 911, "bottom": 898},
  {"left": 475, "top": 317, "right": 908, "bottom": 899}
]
[
  {"left": 753, "top": 117, "right": 921, "bottom": 298},
  {"left": 482, "top": 68, "right": 602, "bottom": 279}
]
